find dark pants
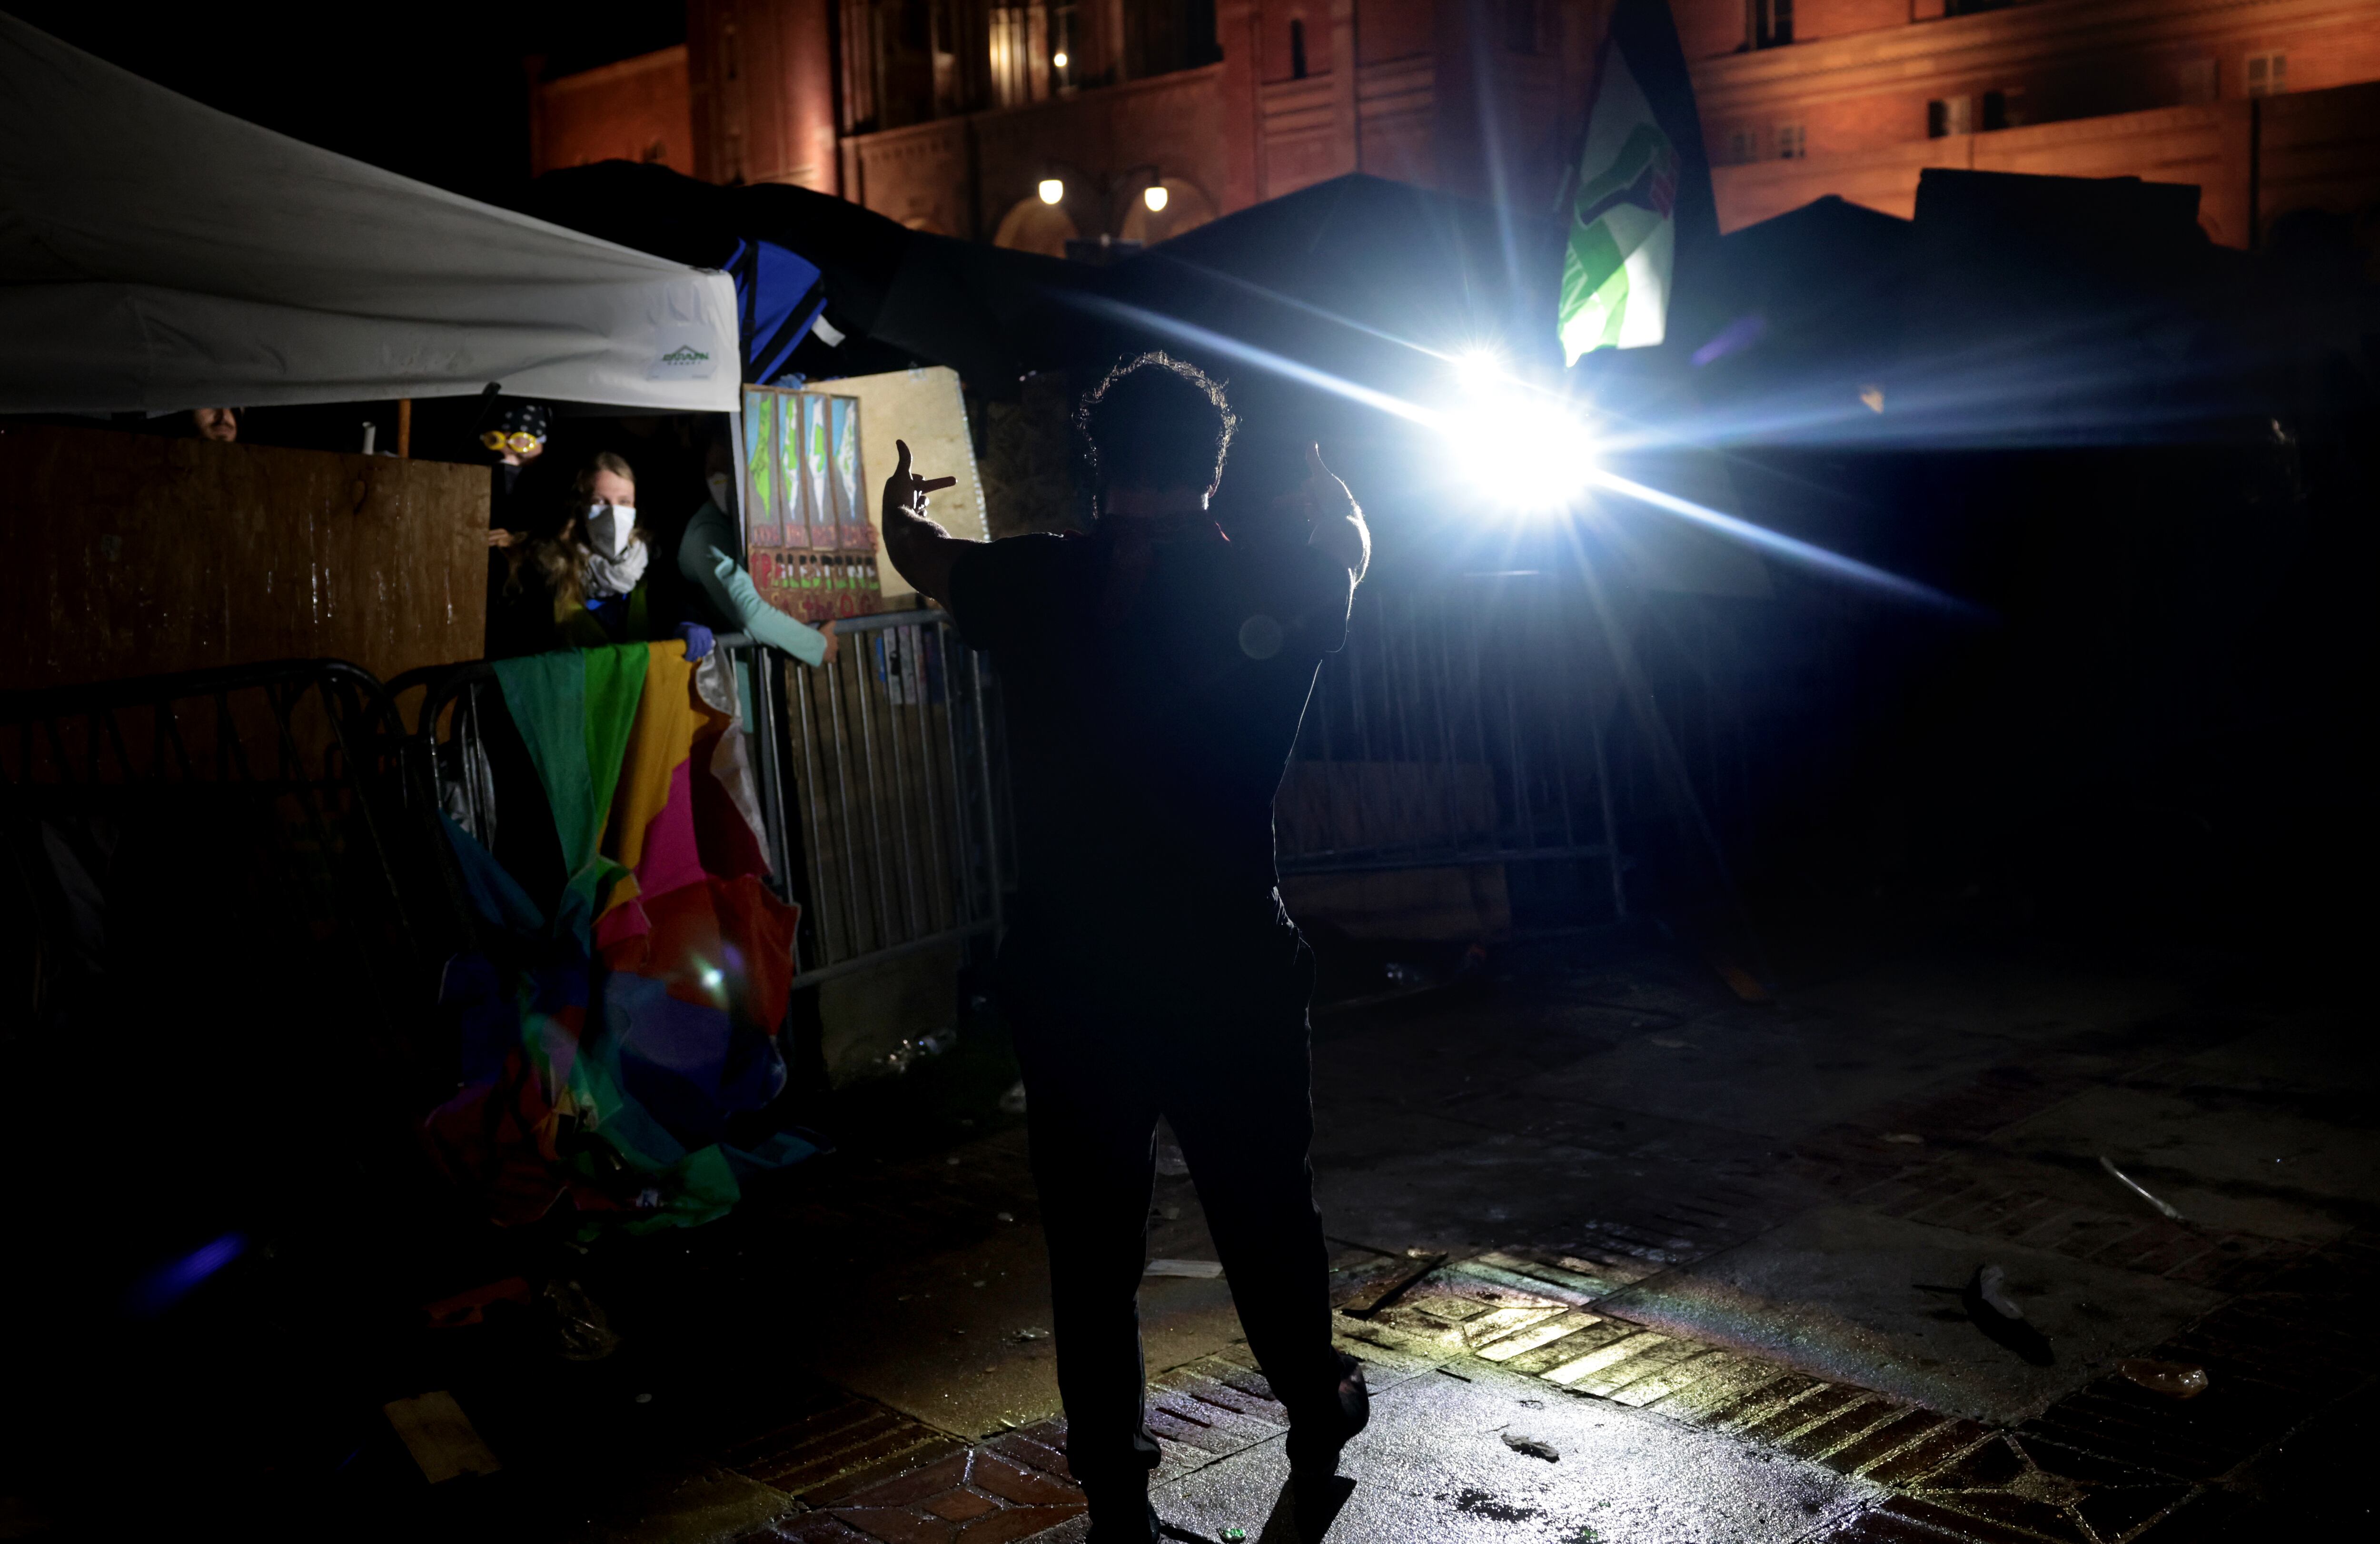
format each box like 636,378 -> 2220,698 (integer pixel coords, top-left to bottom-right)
1003,918 -> 1341,1498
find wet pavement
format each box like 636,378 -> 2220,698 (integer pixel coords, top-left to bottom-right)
63,930 -> 2365,1542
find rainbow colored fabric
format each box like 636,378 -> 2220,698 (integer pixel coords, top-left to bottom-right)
423,643 -> 811,1233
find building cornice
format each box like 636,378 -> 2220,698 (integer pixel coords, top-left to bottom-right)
1689,0 -> 2378,114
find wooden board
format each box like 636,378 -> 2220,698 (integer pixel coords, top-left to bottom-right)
0,424 -> 487,691
827,366 -> 990,603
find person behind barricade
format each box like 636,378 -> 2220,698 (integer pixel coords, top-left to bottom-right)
480,399 -> 553,551
877,352 -> 1373,1544
189,406 -> 239,443
488,451 -> 712,661
674,432 -> 840,669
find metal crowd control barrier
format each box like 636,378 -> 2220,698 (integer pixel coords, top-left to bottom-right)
1277,582 -> 1628,918
397,615 -> 1005,992
781,609 -> 1004,987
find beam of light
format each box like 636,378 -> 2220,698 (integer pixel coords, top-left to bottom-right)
1588,467 -> 1983,615
1055,294 -> 1972,612
124,1233 -> 246,1317
1061,293 -> 1436,426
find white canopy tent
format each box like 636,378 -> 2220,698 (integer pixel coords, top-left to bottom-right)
0,15 -> 737,416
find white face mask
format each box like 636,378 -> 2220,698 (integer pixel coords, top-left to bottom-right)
585,504 -> 637,557
706,474 -> 733,510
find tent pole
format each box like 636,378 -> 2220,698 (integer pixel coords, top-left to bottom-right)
397,398 -> 412,458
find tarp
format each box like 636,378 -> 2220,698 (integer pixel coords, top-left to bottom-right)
0,15 -> 738,416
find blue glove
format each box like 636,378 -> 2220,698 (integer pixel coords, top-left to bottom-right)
675,622 -> 715,662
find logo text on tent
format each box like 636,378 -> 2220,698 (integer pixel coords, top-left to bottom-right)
660,346 -> 711,365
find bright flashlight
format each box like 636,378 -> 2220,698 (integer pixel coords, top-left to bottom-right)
1143,184 -> 1169,213
1038,178 -> 1064,205
1443,351 -> 1596,511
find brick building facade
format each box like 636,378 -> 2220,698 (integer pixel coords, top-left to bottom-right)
529,0 -> 2380,255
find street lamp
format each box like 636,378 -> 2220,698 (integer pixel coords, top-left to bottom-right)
1143,184 -> 1169,213
1038,178 -> 1064,206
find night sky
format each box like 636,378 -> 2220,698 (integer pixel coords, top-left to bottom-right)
7,0 -> 685,205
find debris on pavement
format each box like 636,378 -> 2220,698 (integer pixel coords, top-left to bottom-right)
1963,1264 -> 2054,1366
2119,1358 -> 2210,1398
541,1278 -> 621,1361
2099,1155 -> 2188,1220
1145,1258 -> 1225,1278
383,1391 -> 500,1483
1502,1431 -> 1561,1462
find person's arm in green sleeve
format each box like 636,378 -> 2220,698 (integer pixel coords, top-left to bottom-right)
709,547 -> 837,666
675,505 -> 835,666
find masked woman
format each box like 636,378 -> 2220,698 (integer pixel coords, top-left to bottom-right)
489,452 -> 711,660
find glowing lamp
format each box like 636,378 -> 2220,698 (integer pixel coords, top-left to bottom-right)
1037,178 -> 1064,205
1142,184 -> 1170,213
1444,350 -> 1596,512
1052,50 -> 1069,68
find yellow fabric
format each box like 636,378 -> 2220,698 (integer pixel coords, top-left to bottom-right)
596,643 -> 702,924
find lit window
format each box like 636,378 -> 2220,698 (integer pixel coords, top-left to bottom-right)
1927,96 -> 1973,139
2246,51 -> 2287,98
1776,124 -> 1805,160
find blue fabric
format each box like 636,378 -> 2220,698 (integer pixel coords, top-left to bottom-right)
729,238 -> 829,384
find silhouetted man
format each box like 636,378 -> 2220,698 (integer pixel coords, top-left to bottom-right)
882,353 -> 1371,1542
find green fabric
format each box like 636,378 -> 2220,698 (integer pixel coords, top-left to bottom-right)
1557,47 -> 1677,364
491,643 -> 648,940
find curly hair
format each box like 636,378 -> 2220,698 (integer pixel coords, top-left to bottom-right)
1076,351 -> 1236,499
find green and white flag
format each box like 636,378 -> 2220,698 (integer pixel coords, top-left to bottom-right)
1559,0 -> 1709,365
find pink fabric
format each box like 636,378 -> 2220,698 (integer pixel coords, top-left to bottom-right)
594,760 -> 708,957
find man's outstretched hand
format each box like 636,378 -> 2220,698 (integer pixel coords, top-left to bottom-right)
880,438 -> 966,606
883,438 -> 958,532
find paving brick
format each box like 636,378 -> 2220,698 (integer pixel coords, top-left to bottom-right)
799,1438 -> 974,1506
1645,1356 -> 1795,1424
966,1451 -> 1083,1508
1709,1374 -> 1827,1433
1825,1408 -> 1948,1475
828,1508 -> 959,1544
954,1505 -> 1085,1544
744,1515 -> 882,1544
1153,1367 -> 1288,1424
1876,1494 -> 2058,1544
1778,1396 -> 1903,1461
987,1433 -> 1073,1483
1861,1420 -> 1992,1486
1737,1383 -> 1867,1443
1607,1347 -> 1736,1407
924,1490 -> 1001,1523
836,1454 -> 972,1510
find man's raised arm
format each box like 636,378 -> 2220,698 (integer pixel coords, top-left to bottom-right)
881,438 -> 967,607
1302,444 -> 1370,582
